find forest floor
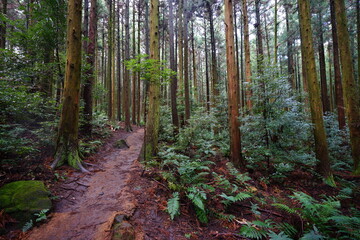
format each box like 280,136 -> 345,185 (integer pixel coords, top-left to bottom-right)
1,124 -> 359,240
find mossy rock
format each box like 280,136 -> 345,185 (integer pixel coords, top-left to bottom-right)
113,139 -> 129,149
0,180 -> 52,224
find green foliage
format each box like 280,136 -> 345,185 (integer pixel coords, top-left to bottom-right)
220,192 -> 251,206
34,209 -> 49,222
241,66 -> 316,176
240,220 -> 274,240
22,220 -> 33,232
167,192 -> 180,220
267,231 -> 292,240
272,191 -> 360,239
124,54 -> 175,85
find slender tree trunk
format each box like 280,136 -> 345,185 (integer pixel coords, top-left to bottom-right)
178,0 -> 184,98
0,0 -> 7,49
145,0 -> 160,160
183,9 -> 190,121
204,18 -> 210,113
224,0 -> 244,168
334,0 -> 360,175
255,0 -> 264,74
328,44 -> 334,112
318,12 -> 330,113
52,0 -> 88,172
191,21 -> 198,103
298,0 -> 333,182
274,0 -> 278,65
83,0 -> 97,135
137,0 -> 141,124
124,0 -> 132,131
207,1 -> 219,105
357,0 -> 360,85
330,0 -> 345,129
107,0 -> 114,120
285,1 -> 295,89
242,0 -> 252,110
263,13 -> 271,63
132,4 -> 137,124
168,0 -> 179,131
117,2 -> 122,121
233,2 -> 241,104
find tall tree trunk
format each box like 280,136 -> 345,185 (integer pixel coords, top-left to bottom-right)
357,0 -> 360,85
204,18 -> 210,113
132,4 -> 137,124
83,0 -> 97,135
242,0 -> 252,110
330,0 -> 345,129
124,0 -> 132,131
168,0 -> 179,131
255,0 -> 264,74
233,2 -> 240,104
137,0 -> 141,124
145,0 -> 160,160
117,2 -> 122,121
285,1 -> 295,89
298,0 -> 333,182
191,21 -> 198,103
183,8 -> 190,121
52,0 -> 88,172
224,0 -> 244,168
207,1 -> 219,105
318,12 -> 330,113
334,0 -> 360,175
328,44 -> 334,112
0,0 -> 7,49
107,0 -> 114,120
274,0 -> 278,65
178,0 -> 184,98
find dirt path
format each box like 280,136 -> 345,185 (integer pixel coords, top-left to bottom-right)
23,128 -> 144,240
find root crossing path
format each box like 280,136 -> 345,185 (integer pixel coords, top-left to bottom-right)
24,127 -> 144,240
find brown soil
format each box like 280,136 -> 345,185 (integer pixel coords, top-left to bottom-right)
21,126 -> 144,240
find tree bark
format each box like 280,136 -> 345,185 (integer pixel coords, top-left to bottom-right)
0,0 -> 7,49
298,0 -> 332,182
242,0 -> 252,110
145,0 -> 160,159
204,18 -> 210,113
224,0 -> 245,168
284,1 -> 295,89
168,0 -> 179,131
52,0 -> 88,172
274,0 -> 278,65
318,11 -> 330,113
334,0 -> 360,175
132,4 -> 137,125
117,2 -> 122,121
83,0 -> 97,135
124,0 -> 132,131
207,1 -> 219,105
330,0 -> 345,129
183,6 -> 190,121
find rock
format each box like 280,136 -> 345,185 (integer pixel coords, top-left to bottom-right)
0,180 -> 52,224
113,139 -> 129,149
112,214 -> 135,240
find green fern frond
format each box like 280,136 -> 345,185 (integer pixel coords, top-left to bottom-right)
220,192 -> 251,206
195,206 -> 208,223
300,225 -> 325,240
240,223 -> 268,240
272,203 -> 300,216
275,222 -> 298,238
167,192 -> 180,220
213,212 -> 236,222
267,231 -> 292,240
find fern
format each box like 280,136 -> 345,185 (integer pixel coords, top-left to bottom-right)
220,192 -> 251,206
240,220 -> 273,239
267,231 -> 292,240
300,226 -> 325,240
167,192 -> 180,220
272,203 -> 300,216
275,222 -> 298,238
22,220 -> 33,232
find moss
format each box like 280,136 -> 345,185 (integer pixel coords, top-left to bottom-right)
0,181 -> 52,224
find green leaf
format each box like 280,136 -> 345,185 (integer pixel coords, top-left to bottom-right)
268,231 -> 292,240
167,192 -> 180,220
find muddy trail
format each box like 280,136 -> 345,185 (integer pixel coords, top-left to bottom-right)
23,127 -> 145,240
